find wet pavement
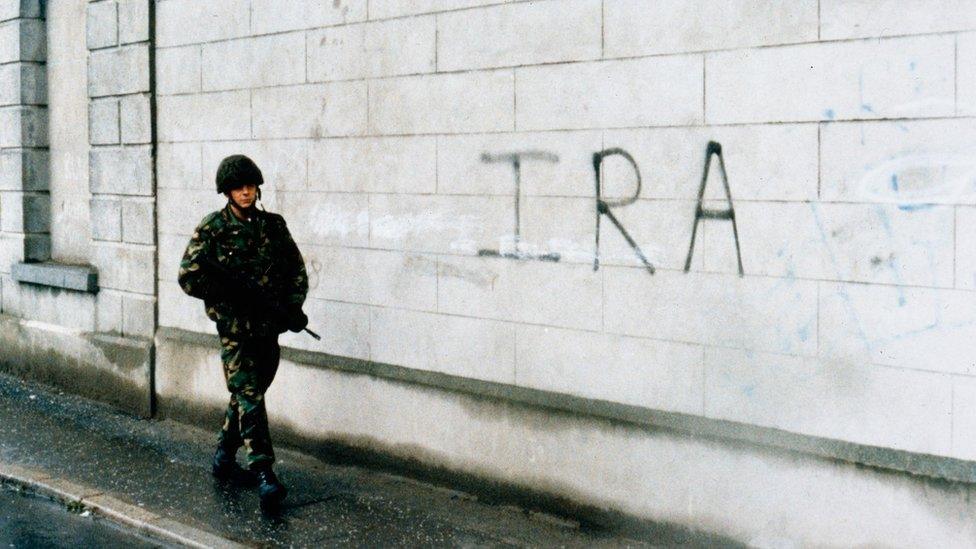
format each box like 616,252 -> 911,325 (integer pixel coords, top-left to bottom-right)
0,484 -> 163,548
0,372 -> 671,547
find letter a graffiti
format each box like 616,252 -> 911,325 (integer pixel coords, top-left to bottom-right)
684,141 -> 744,276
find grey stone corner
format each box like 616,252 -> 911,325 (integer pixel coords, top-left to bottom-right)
11,261 -> 99,293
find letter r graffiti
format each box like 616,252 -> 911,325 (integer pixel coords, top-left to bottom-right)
592,148 -> 655,275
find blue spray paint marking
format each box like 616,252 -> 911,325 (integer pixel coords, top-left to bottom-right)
897,203 -> 934,212
857,74 -> 881,114
809,203 -> 874,354
872,205 -> 908,306
897,315 -> 976,340
909,61 -> 916,71
897,321 -> 940,340
798,323 -> 811,342
856,203 -> 956,347
761,245 -> 812,354
910,205 -> 949,335
890,174 -> 899,191
823,109 -> 836,120
810,199 -> 959,361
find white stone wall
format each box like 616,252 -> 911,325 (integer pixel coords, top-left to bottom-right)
0,0 -> 50,315
155,0 -> 976,462
46,0 -> 91,263
86,0 -> 156,338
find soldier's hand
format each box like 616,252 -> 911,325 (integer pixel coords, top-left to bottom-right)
287,306 -> 308,332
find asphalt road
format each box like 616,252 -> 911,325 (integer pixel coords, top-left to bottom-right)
0,484 -> 163,548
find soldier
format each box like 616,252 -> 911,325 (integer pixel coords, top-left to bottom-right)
178,155 -> 309,507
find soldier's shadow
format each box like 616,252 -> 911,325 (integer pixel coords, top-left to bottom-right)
211,471 -> 347,531
210,476 -> 295,536
258,473 -> 350,525
210,477 -> 249,519
259,499 -> 289,526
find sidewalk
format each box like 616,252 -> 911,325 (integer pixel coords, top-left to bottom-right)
0,371 -> 680,547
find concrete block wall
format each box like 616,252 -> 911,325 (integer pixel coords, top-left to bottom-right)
86,0 -> 155,337
153,0 -> 976,466
0,0 -> 155,418
0,0 -> 48,295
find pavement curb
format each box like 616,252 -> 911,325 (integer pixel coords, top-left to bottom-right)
0,461 -> 247,549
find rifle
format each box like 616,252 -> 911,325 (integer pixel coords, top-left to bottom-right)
198,255 -> 321,340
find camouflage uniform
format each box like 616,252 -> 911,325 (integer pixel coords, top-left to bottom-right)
178,204 -> 308,470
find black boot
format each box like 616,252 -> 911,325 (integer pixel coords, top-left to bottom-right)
212,444 -> 251,482
255,467 -> 287,506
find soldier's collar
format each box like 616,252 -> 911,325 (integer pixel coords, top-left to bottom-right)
222,203 -> 259,226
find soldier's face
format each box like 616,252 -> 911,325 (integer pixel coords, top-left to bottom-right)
229,184 -> 257,208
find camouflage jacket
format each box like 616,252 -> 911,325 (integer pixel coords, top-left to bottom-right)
178,204 -> 309,338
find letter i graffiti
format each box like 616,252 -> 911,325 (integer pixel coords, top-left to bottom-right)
478,151 -> 560,262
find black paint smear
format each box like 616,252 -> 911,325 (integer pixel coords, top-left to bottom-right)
477,150 -> 561,263
592,148 -> 655,275
684,141 -> 744,276
478,249 -> 561,262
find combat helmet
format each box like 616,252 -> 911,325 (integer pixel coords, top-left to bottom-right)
215,154 -> 264,194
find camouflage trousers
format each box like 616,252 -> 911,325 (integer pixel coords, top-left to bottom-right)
217,334 -> 280,470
